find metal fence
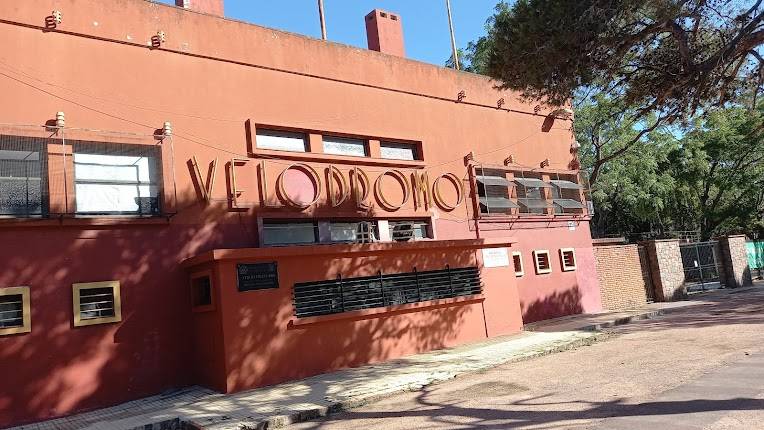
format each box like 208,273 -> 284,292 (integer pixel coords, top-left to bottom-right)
680,241 -> 722,292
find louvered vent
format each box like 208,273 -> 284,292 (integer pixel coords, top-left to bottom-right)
79,287 -> 116,320
293,266 -> 482,318
0,294 -> 23,328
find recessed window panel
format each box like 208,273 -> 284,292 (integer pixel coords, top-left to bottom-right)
262,221 -> 317,246
323,137 -> 367,157
380,142 -> 417,160
0,137 -> 47,217
256,129 -> 307,152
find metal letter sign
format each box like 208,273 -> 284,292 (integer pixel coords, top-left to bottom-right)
237,262 -> 279,292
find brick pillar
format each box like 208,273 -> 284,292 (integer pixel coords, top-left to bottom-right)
643,239 -> 686,301
719,235 -> 753,288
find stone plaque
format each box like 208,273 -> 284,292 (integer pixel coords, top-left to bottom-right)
237,262 -> 279,292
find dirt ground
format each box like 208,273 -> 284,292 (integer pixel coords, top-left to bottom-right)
291,286 -> 764,429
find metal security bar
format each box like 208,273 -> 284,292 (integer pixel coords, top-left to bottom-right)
0,294 -> 24,328
79,287 -> 116,320
293,266 -> 482,318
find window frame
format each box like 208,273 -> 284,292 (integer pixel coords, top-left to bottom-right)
533,250 -> 553,275
72,280 -> 122,327
560,248 -> 577,271
190,271 -> 215,313
255,129 -> 308,153
512,251 -> 525,277
72,143 -> 162,217
0,286 -> 31,336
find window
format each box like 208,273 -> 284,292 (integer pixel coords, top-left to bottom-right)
515,176 -> 552,214
0,137 -> 47,217
330,221 -> 377,243
476,168 -> 517,215
191,273 -> 214,311
560,248 -> 577,271
72,281 -> 122,327
256,129 -> 307,152
262,221 -> 317,246
512,252 -> 524,277
388,220 -> 430,241
0,287 -> 31,336
293,266 -> 482,318
323,136 -> 367,157
533,250 -> 552,274
73,144 -> 161,215
550,178 -> 585,214
380,142 -> 418,161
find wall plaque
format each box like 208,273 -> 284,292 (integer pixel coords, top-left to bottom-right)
237,262 -> 279,292
482,247 -> 510,268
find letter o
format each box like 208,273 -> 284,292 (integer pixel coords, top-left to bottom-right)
276,163 -> 323,209
432,172 -> 464,211
374,169 -> 411,211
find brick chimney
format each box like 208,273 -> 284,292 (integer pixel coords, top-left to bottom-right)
175,0 -> 224,17
365,9 -> 405,57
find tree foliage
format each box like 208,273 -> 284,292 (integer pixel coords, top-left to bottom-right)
484,0 -> 764,120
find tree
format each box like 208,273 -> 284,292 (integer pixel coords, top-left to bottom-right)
483,0 -> 764,121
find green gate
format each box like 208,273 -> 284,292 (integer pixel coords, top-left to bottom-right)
747,241 -> 764,278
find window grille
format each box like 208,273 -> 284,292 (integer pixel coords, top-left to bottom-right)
550,175 -> 585,214
293,266 -> 482,318
72,281 -> 122,327
0,135 -> 47,217
0,294 -> 24,329
0,287 -> 31,336
560,248 -> 577,271
72,142 -> 162,216
533,250 -> 553,274
512,252 -> 524,277
515,175 -> 552,214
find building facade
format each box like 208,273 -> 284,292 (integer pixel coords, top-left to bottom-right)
0,0 -> 602,427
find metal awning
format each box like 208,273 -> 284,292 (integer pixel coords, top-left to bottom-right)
553,198 -> 585,209
479,196 -> 519,209
518,198 -> 552,209
514,178 -> 551,188
476,175 -> 512,187
550,179 -> 583,190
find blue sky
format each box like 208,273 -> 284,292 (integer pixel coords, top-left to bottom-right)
156,1 -> 501,65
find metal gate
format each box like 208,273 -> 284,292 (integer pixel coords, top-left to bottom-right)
680,241 -> 722,292
637,245 -> 656,302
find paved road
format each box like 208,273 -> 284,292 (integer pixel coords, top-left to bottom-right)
292,287 -> 764,429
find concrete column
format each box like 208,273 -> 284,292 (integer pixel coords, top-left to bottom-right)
719,235 -> 753,288
643,239 -> 686,301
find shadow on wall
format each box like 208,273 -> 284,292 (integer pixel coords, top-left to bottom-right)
0,188 -> 259,427
222,247 -> 481,392
521,287 -> 583,324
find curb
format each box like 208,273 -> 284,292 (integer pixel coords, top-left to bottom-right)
186,332 -> 610,430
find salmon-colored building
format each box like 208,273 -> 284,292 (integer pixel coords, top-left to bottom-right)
0,0 -> 602,427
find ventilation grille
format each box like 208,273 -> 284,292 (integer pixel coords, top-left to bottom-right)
293,266 -> 482,318
535,251 -> 551,271
79,287 -> 116,320
0,294 -> 23,328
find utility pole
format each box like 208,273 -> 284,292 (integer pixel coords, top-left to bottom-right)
318,0 -> 327,40
446,0 -> 459,70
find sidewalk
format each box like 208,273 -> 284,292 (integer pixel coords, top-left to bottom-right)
8,301 -> 704,430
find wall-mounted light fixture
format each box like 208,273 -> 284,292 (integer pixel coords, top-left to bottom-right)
497,98 -> 505,109
540,159 -> 550,168
503,155 -> 514,166
151,31 -> 166,48
55,111 -> 65,128
163,121 -> 173,137
457,90 -> 466,102
52,10 -> 63,24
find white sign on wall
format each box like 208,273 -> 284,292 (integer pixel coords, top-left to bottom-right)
482,247 -> 510,268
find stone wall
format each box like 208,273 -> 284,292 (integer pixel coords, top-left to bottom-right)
719,235 -> 753,288
593,241 -> 648,310
643,239 -> 687,301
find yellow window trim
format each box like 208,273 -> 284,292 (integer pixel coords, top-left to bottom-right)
511,251 -> 524,277
0,286 -> 31,336
72,281 -> 122,327
533,250 -> 553,275
560,248 -> 577,271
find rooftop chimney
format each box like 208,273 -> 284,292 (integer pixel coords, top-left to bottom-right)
175,0 -> 224,17
365,9 -> 405,57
